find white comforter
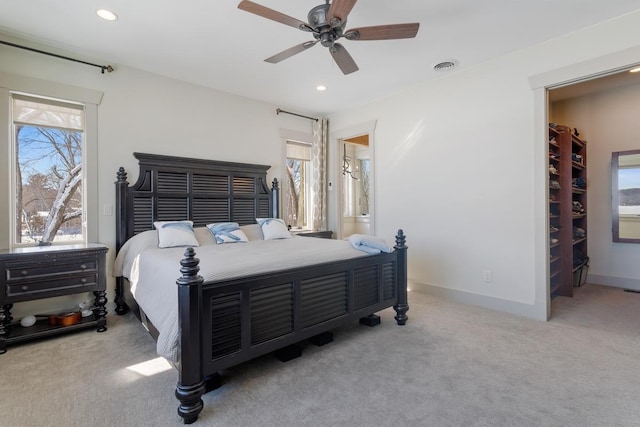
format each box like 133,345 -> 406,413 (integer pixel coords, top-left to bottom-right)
113,226 -> 373,362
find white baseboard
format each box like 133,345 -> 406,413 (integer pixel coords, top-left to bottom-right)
587,274 -> 640,291
409,281 -> 547,321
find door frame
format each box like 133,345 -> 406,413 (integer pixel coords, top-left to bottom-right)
331,121 -> 377,240
530,45 -> 640,320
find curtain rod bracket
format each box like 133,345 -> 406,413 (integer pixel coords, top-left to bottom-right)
0,40 -> 114,74
276,108 -> 318,122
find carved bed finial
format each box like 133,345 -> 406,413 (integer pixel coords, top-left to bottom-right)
272,178 -> 279,191
116,167 -> 128,183
395,229 -> 406,249
177,247 -> 201,284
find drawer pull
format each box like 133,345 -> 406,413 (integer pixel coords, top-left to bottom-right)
80,278 -> 87,284
80,264 -> 87,270
21,285 -> 28,291
21,270 -> 28,276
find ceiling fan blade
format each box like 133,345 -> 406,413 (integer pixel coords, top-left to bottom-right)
238,0 -> 311,31
265,41 -> 318,63
344,23 -> 420,41
329,43 -> 359,75
328,0 -> 358,26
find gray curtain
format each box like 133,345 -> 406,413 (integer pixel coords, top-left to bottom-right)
311,117 -> 328,231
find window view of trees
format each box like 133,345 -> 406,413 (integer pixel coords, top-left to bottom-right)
285,158 -> 307,229
342,143 -> 370,217
13,95 -> 84,245
285,141 -> 313,230
359,158 -> 370,215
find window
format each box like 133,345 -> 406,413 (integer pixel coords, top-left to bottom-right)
618,165 -> 640,216
342,142 -> 370,216
285,140 -> 314,230
11,93 -> 86,245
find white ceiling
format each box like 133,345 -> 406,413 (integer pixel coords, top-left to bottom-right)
2,1 -> 640,115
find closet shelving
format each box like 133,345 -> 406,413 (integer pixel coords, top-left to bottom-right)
548,127 -> 563,296
548,125 -> 587,298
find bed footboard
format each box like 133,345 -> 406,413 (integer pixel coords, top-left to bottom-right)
175,230 -> 409,424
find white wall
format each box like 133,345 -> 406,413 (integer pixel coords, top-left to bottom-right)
328,10 -> 640,320
552,83 -> 640,290
4,9 -> 640,321
0,37 -> 312,316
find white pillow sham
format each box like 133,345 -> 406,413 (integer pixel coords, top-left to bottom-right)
256,218 -> 292,240
153,220 -> 200,248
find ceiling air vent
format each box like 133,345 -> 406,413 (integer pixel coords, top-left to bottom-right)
433,60 -> 457,72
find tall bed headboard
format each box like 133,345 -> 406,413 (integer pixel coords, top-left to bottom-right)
115,152 -> 279,252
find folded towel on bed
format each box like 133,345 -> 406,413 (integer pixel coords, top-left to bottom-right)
348,234 -> 394,254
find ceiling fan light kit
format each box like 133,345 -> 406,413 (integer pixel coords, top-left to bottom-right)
238,0 -> 419,75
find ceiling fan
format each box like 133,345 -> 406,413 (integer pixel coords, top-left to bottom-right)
237,0 -> 420,75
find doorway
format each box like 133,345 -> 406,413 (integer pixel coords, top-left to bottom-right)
331,120 -> 376,240
545,66 -> 640,315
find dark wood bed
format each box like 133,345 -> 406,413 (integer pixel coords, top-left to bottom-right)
114,152 -> 409,424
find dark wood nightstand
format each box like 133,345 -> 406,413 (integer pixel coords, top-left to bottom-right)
0,243 -> 108,354
295,230 -> 333,239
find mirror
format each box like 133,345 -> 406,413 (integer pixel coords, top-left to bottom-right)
612,150 -> 640,242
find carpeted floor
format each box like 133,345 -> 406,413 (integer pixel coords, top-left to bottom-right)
1,283 -> 639,427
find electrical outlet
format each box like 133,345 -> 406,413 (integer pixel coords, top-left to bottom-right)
483,270 -> 492,282
103,203 -> 113,216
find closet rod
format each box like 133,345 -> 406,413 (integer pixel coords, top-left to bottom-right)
0,40 -> 114,74
276,108 -> 318,122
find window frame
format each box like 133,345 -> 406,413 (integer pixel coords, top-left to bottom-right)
10,92 -> 87,246
285,139 -> 314,231
0,71 -> 101,249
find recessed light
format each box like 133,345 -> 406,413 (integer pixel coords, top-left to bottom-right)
630,67 -> 640,73
96,9 -> 118,21
316,85 -> 327,91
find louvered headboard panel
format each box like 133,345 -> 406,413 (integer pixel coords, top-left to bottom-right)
115,152 -> 278,251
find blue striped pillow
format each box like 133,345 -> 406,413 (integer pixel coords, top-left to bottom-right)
207,222 -> 248,244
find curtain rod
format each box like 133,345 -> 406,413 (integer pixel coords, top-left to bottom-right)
276,108 -> 318,122
0,40 -> 114,74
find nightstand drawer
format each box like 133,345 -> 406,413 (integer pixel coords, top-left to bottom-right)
5,257 -> 97,282
6,273 -> 98,298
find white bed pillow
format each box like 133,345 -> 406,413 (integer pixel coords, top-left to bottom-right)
240,224 -> 263,241
256,218 -> 292,240
194,226 -> 216,245
153,220 -> 200,248
207,222 -> 248,244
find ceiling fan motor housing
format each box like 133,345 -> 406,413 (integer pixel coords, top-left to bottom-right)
308,4 -> 331,29
309,4 -> 346,47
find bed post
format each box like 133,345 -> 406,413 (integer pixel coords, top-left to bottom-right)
115,167 -> 129,315
175,248 -> 206,424
271,178 -> 280,218
393,229 -> 409,325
